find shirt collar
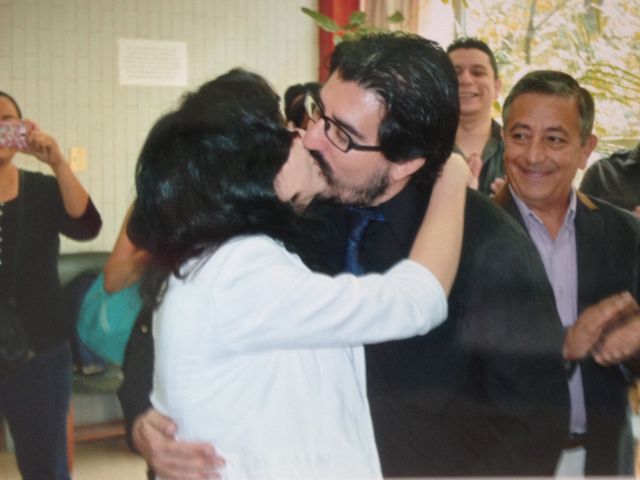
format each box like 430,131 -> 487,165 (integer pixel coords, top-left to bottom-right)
510,185 -> 577,231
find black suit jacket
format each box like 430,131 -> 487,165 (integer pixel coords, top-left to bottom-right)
315,184 -> 570,477
496,186 -> 640,476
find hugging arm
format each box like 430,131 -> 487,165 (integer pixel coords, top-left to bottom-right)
103,204 -> 151,293
409,153 -> 470,294
133,409 -> 224,480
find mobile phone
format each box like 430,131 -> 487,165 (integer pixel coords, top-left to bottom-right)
0,121 -> 28,149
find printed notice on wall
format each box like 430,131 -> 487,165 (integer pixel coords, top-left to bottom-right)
118,38 -> 188,87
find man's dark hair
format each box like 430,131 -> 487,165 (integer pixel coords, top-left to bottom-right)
329,32 -> 459,189
129,68 -> 319,310
502,70 -> 594,144
0,91 -> 23,118
446,37 -> 499,80
284,82 -> 321,128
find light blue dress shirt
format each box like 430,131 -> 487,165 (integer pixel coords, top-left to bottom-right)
511,187 -> 586,434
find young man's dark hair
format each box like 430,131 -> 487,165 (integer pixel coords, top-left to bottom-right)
446,36 -> 499,80
330,32 -> 459,188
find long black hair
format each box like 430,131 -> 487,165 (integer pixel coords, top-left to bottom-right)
128,68 -> 324,310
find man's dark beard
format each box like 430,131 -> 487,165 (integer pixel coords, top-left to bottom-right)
309,149 -> 390,207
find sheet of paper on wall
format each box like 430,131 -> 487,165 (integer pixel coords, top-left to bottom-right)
118,38 -> 188,87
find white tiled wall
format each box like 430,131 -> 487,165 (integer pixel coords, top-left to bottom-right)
0,0 -> 319,252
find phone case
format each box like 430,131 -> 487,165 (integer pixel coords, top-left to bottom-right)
0,121 -> 28,149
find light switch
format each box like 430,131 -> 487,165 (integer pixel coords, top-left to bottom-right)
69,146 -> 87,172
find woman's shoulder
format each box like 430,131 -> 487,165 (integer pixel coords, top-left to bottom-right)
221,234 -> 291,256
180,234 -> 306,304
214,234 -> 298,268
192,234 -> 300,279
18,169 -> 60,207
20,169 -> 57,193
20,169 -> 54,183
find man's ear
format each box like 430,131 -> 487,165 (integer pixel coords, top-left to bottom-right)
579,134 -> 598,169
389,157 -> 426,182
494,78 -> 502,99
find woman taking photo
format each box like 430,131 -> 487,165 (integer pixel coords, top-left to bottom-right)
0,91 -> 102,480
129,69 -> 469,479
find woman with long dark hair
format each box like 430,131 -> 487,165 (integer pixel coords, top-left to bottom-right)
129,68 -> 469,479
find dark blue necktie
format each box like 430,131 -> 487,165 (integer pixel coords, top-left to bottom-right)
343,206 -> 385,275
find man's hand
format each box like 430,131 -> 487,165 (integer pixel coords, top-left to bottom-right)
591,298 -> 640,365
633,206 -> 640,218
466,152 -> 482,190
563,291 -> 638,361
490,176 -> 506,196
133,408 -> 225,480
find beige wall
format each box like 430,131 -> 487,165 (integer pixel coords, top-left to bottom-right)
0,0 -> 318,252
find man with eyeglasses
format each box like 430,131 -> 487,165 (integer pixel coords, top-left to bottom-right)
495,70 -> 639,476
120,33 -> 630,479
297,33 -> 568,477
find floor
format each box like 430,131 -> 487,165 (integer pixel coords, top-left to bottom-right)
0,437 -> 147,480
0,437 -> 638,479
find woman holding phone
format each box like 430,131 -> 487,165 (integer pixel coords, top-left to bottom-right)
0,91 -> 101,480
129,69 -> 470,479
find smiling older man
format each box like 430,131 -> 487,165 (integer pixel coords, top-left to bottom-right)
495,70 -> 640,476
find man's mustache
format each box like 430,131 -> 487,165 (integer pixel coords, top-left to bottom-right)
308,148 -> 335,185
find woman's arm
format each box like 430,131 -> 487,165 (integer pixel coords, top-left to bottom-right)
20,120 -> 90,218
104,204 -> 151,293
409,153 -> 471,295
197,155 -> 470,352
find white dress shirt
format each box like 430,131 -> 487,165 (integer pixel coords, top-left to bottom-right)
151,234 -> 447,480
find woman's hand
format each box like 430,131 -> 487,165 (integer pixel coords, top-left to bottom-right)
20,120 -> 65,168
19,119 -> 91,217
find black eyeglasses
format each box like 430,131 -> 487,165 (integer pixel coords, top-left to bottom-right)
304,95 -> 382,153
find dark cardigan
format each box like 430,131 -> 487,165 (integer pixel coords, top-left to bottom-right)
0,169 -> 102,352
